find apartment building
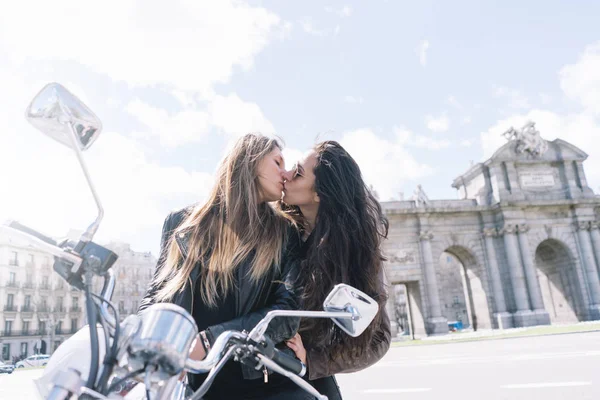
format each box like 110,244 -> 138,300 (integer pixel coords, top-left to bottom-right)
0,231 -> 156,363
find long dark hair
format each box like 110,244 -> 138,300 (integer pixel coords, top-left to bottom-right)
284,141 -> 389,362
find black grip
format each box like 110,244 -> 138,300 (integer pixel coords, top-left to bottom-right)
7,221 -> 57,246
272,348 -> 306,377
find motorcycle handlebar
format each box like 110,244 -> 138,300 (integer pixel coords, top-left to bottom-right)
272,347 -> 306,377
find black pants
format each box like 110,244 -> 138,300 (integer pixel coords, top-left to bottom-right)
308,376 -> 343,400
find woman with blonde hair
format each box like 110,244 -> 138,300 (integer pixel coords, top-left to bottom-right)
139,133 -> 311,399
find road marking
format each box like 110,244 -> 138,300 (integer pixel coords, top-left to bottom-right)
363,388 -> 432,393
376,350 -> 600,367
501,382 -> 592,389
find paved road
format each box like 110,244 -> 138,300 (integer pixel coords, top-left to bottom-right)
336,331 -> 600,400
2,331 -> 599,399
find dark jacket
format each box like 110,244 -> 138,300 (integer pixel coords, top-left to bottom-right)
138,207 -> 300,380
305,283 -> 391,380
291,234 -> 392,380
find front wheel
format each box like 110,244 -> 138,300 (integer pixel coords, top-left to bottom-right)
17,365 -> 24,368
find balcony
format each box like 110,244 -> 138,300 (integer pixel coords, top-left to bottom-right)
69,306 -> 81,313
4,281 -> 20,289
0,330 -> 43,337
21,281 -> 35,290
38,283 -> 52,291
20,305 -> 34,319
54,328 -> 64,335
8,260 -> 19,266
37,305 -> 51,313
3,304 -> 18,312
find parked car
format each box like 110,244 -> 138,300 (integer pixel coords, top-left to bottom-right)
15,354 -> 50,368
0,360 -> 15,374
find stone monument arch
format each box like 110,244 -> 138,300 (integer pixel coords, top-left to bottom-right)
383,123 -> 600,335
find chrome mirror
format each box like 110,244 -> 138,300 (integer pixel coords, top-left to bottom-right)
25,82 -> 102,151
323,283 -> 379,337
24,82 -> 104,244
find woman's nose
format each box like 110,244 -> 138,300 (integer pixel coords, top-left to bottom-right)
282,169 -> 294,182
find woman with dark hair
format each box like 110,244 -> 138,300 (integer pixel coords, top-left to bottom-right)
139,133 -> 312,399
281,140 -> 392,399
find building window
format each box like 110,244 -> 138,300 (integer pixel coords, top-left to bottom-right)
71,318 -> 78,333
2,344 -> 10,361
24,295 -> 31,310
119,301 -> 125,313
9,251 -> 18,266
7,293 -> 14,308
72,297 -> 79,311
39,321 -> 46,334
22,321 -> 30,334
8,272 -> 16,285
55,321 -> 63,334
4,320 -> 13,335
28,254 -> 35,265
20,342 -> 28,357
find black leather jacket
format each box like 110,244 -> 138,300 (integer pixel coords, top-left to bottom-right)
138,206 -> 300,380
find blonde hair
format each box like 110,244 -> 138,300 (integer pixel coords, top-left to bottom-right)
153,134 -> 286,307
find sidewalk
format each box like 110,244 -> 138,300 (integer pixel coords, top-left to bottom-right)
391,320 -> 600,346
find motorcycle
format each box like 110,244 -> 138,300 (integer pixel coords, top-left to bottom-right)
2,83 -> 380,400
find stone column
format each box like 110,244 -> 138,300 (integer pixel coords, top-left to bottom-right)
501,224 -> 534,326
589,222 -> 600,276
517,224 -> 550,325
419,230 -> 448,334
482,228 -> 512,328
576,221 -> 600,319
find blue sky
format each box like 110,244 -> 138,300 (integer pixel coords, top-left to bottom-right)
1,1 -> 599,254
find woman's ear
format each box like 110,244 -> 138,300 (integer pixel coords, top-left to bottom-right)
313,192 -> 320,203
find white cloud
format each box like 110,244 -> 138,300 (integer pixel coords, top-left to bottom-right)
460,139 -> 473,147
560,42 -> 600,115
0,0 -> 285,91
426,113 -> 450,132
343,95 -> 365,104
481,42 -> 600,194
418,40 -> 430,67
340,128 -> 434,200
325,5 -> 353,17
493,85 -> 531,110
126,93 -> 275,146
446,95 -> 463,110
396,128 -> 451,150
462,116 -> 472,125
0,63 -> 215,254
127,99 -> 211,148
300,18 -> 327,36
209,94 -> 276,136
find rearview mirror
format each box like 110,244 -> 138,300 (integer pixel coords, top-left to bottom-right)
323,283 -> 379,337
25,82 -> 102,151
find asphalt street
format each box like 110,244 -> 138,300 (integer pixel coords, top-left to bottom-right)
1,331 -> 599,399
336,331 -> 600,400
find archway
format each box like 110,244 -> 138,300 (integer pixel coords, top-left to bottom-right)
438,246 -> 492,330
535,239 -> 583,323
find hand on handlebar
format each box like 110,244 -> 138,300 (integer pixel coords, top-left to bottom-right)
189,334 -> 207,361
286,333 -> 307,365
